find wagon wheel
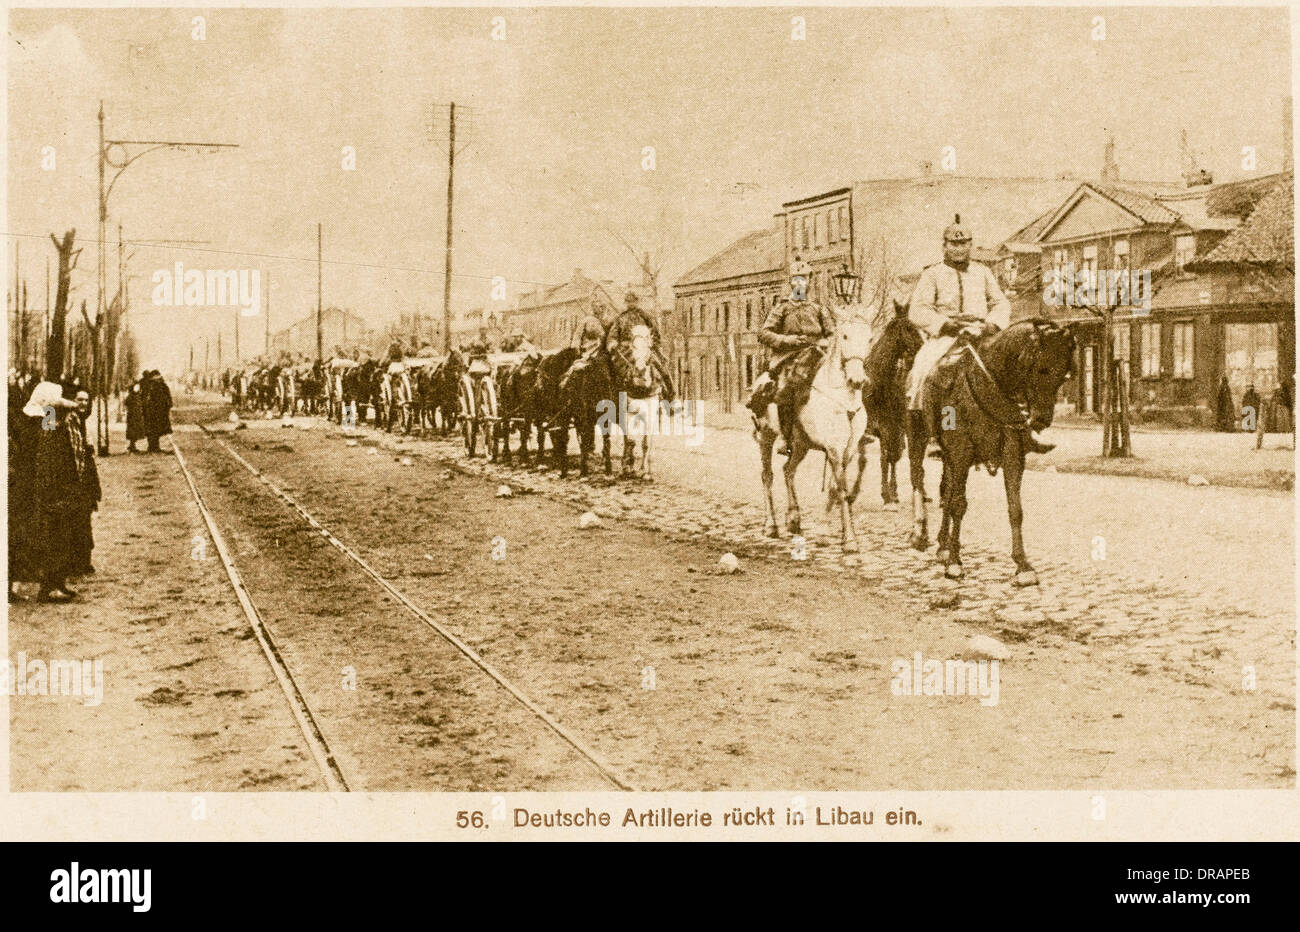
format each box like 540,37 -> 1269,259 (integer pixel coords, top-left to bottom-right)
478,376 -> 501,462
459,374 -> 478,456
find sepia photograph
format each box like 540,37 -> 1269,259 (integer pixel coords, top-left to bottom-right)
3,2 -> 1296,847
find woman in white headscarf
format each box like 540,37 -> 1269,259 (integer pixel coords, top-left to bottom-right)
10,383 -> 74,599
27,381 -> 90,601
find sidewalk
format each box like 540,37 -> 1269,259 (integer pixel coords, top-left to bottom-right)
687,402 -> 1295,491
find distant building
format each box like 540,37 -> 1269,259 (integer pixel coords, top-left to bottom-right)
672,223 -> 786,405
269,307 -> 370,358
505,269 -> 620,350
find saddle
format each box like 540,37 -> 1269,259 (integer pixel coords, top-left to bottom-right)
775,344 -> 826,409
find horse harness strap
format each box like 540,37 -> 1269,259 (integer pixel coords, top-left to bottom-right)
957,343 -> 1027,432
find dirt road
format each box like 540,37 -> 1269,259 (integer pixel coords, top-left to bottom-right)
9,399 -> 1292,790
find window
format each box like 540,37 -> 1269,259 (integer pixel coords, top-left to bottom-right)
745,355 -> 754,387
722,302 -> 730,331
815,213 -> 824,247
1225,322 -> 1280,394
839,205 -> 849,242
1082,244 -> 1098,282
715,305 -> 721,332
1113,239 -> 1130,270
1175,235 -> 1196,272
1172,321 -> 1194,379
1112,323 -> 1130,370
1052,249 -> 1065,283
745,300 -> 752,331
714,357 -> 722,391
828,209 -> 838,245
1140,322 -> 1162,377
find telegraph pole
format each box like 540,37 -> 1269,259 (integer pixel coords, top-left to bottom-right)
265,270 -> 271,356
44,257 -> 50,372
429,102 -> 473,353
317,223 -> 324,363
442,103 -> 456,354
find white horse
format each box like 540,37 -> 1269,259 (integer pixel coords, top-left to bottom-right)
754,312 -> 872,552
616,324 -> 660,480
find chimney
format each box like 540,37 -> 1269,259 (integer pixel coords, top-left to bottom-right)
1101,136 -> 1120,184
1284,96 -> 1293,173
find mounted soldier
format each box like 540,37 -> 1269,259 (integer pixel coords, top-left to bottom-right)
466,326 -> 494,376
559,311 -> 609,390
605,290 -> 673,399
503,327 -> 541,359
907,215 -> 1053,455
748,257 -> 837,456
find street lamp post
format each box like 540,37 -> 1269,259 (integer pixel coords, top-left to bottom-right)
832,263 -> 861,306
95,100 -> 238,454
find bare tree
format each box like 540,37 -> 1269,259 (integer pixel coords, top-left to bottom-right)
47,229 -> 80,380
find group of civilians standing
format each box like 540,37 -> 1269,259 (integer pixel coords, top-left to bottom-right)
7,369 -> 172,603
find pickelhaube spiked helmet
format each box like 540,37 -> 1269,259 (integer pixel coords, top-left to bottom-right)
943,214 -> 972,243
789,256 -> 813,278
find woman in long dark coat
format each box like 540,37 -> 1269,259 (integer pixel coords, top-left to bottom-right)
27,382 -> 89,601
69,390 -> 101,575
142,370 -> 173,452
8,379 -> 46,599
1214,376 -> 1236,432
125,374 -> 146,452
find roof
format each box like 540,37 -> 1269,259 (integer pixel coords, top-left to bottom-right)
1096,184 -> 1183,224
848,175 -> 1082,279
514,273 -> 618,311
1004,205 -> 1058,248
676,226 -> 784,287
1035,183 -> 1181,241
1190,176 -> 1294,270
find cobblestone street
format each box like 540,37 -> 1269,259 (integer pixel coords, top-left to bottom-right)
334,414 -> 1294,708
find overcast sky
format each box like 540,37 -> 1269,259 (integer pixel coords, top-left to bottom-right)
7,5 -> 1292,372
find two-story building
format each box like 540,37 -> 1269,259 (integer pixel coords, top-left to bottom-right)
1004,172 -> 1293,424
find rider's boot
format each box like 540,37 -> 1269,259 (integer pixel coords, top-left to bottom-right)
746,373 -> 773,417
776,403 -> 795,457
1020,426 -> 1055,455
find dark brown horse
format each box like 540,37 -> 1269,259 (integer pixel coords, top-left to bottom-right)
907,318 -> 1075,585
851,298 -> 923,509
426,350 -> 466,434
555,350 -> 614,478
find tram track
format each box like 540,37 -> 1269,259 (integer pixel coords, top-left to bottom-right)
175,424 -> 636,792
172,439 -> 352,792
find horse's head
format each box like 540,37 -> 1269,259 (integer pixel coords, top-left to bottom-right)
833,313 -> 872,390
997,319 -> 1076,432
628,324 -> 653,372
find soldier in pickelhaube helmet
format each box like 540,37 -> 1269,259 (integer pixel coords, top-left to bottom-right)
748,256 -> 837,456
606,289 -> 674,399
907,214 -> 1053,454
